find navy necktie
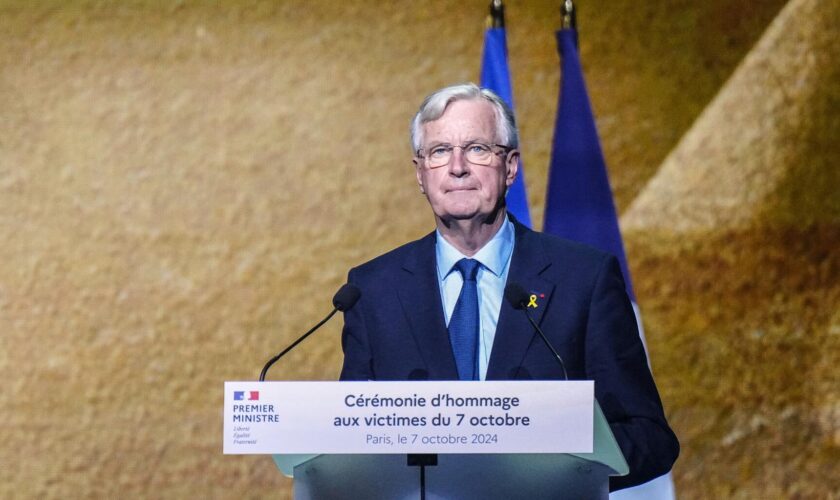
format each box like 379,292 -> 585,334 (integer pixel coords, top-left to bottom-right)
449,258 -> 480,380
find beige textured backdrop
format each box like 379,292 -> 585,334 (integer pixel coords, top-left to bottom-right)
1,0 -> 837,498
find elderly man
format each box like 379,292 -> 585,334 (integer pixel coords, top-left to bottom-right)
340,83 -> 678,490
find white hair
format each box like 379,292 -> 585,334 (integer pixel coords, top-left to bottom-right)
410,83 -> 519,154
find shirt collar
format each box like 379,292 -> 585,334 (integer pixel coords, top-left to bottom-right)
436,215 -> 515,279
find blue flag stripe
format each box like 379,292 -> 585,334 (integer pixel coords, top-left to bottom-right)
543,28 -> 635,301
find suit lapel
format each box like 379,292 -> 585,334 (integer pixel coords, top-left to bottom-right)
396,232 -> 459,380
486,223 -> 556,380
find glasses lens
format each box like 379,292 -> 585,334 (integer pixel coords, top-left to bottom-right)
464,143 -> 493,165
426,145 -> 451,168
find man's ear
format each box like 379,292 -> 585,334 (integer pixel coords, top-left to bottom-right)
505,149 -> 520,187
413,157 -> 425,194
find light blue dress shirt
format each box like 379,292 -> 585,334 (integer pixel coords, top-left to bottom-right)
436,216 -> 515,380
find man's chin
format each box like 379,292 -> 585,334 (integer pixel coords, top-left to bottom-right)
436,208 -> 505,227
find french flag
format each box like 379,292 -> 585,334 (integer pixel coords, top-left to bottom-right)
233,391 -> 260,401
480,9 -> 532,228
543,27 -> 675,500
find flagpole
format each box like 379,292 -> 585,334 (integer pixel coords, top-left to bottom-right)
561,0 -> 576,30
488,0 -> 504,28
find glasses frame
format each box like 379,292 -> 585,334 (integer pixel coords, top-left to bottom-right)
416,142 -> 514,169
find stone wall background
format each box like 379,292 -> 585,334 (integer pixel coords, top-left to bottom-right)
1,0 -> 836,498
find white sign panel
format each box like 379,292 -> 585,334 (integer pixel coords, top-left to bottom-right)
224,381 -> 593,455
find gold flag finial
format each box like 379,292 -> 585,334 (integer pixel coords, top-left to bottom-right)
561,0 -> 576,29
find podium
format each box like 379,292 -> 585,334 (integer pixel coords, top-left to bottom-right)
271,402 -> 627,500
223,380 -> 627,499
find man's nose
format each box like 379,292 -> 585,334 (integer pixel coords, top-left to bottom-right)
448,147 -> 471,176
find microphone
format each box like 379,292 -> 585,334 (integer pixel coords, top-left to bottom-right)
332,284 -> 361,312
259,284 -> 361,381
504,282 -> 569,380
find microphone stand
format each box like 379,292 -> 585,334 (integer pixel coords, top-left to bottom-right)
259,308 -> 339,381
520,306 -> 569,380
407,453 -> 437,500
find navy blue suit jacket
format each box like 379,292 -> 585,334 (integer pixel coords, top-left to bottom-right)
340,221 -> 679,490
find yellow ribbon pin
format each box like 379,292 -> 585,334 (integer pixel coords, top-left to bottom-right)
527,294 -> 538,308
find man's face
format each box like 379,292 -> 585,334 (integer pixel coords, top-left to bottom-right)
414,99 -> 519,225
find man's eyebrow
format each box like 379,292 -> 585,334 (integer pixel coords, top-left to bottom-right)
427,138 -> 487,147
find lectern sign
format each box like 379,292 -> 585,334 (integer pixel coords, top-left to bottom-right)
223,381 -> 593,455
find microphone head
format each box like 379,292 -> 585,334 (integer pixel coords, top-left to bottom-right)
333,284 -> 361,311
504,282 -> 529,310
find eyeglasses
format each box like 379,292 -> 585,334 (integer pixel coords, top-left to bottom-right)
416,142 -> 512,169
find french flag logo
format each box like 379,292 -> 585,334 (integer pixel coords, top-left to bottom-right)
233,391 -> 259,401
